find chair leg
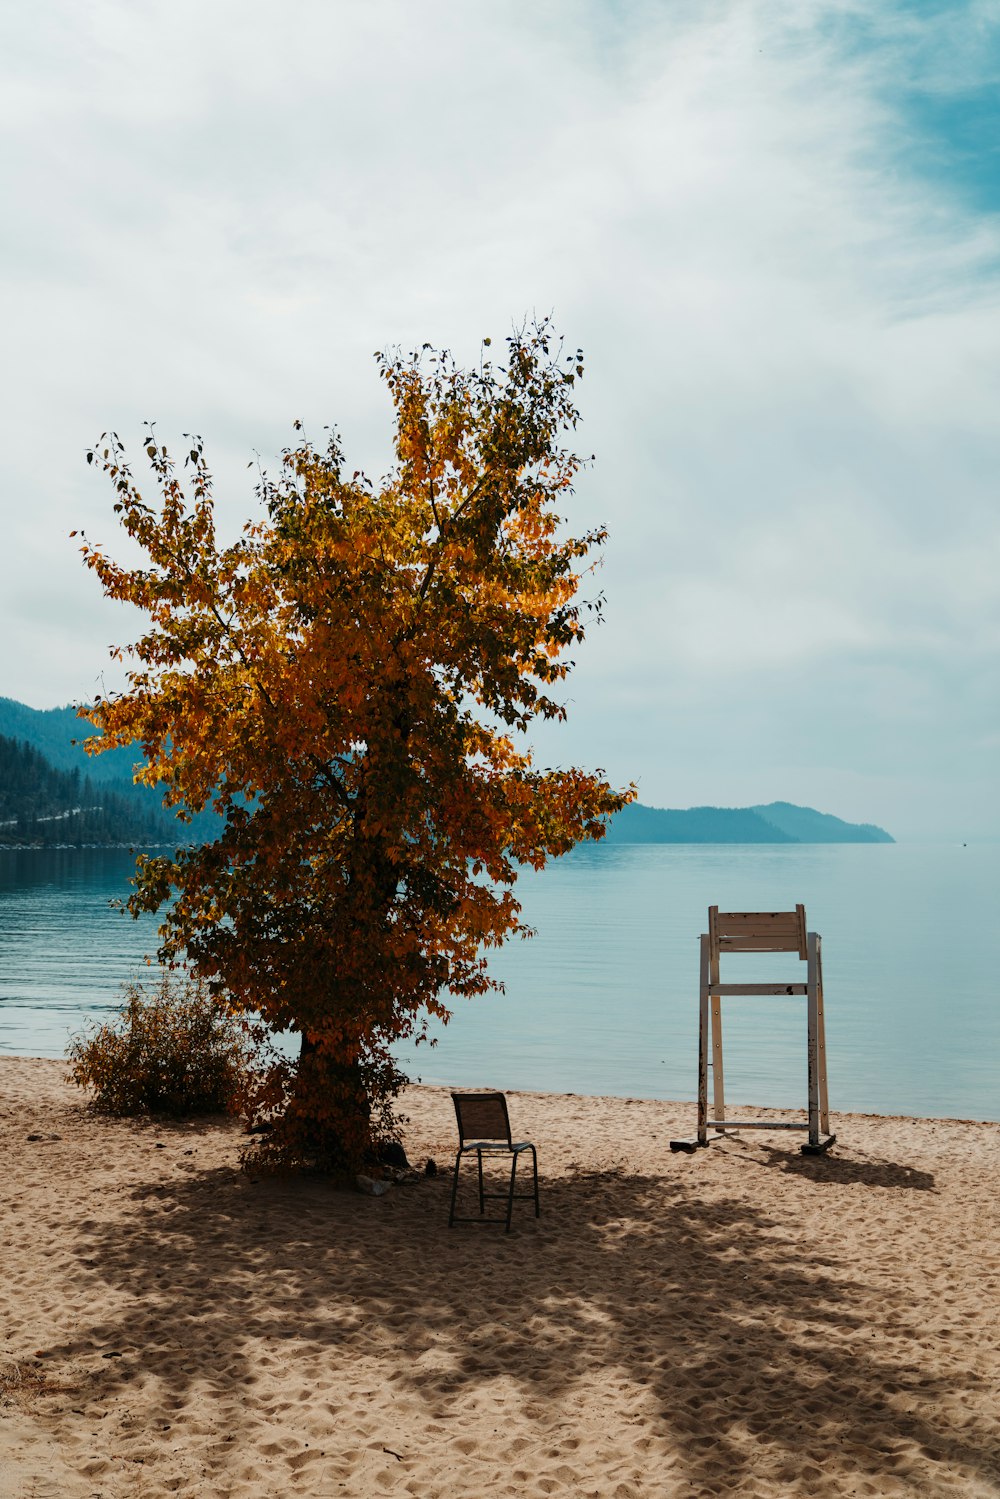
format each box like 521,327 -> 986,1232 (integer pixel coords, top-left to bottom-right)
530,1145 -> 539,1217
477,1150 -> 485,1214
506,1150 -> 518,1233
448,1151 -> 462,1227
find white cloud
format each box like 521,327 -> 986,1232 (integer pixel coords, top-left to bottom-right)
1,0 -> 998,835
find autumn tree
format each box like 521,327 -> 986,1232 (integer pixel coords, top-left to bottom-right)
78,324 -> 633,1170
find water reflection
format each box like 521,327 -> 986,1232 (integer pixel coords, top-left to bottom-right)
0,848 -> 159,1055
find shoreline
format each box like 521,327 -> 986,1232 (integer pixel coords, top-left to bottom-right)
2,1056 -> 998,1497
8,1049 -> 1000,1131
7,1050 -> 1000,1128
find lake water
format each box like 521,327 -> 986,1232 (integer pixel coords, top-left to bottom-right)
1,843 -> 997,1121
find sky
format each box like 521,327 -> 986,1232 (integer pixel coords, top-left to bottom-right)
2,0 -> 999,840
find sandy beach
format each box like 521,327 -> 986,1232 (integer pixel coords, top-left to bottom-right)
1,1057 -> 998,1498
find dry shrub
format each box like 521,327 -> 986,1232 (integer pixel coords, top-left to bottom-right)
67,968 -> 256,1117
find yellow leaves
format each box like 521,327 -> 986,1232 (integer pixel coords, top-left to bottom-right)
78,324 -> 629,1170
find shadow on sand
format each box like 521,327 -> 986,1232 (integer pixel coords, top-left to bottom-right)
58,1131 -> 992,1495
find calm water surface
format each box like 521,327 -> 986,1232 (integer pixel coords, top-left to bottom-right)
1,843 -> 996,1120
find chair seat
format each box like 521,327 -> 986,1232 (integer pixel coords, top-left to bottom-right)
459,1139 -> 532,1152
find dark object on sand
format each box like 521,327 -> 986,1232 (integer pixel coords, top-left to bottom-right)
376,1140 -> 410,1171
424,1158 -> 437,1177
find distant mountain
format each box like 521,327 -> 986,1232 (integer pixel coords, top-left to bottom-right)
0,697 -> 895,847
750,801 -> 893,843
0,696 -> 217,842
603,800 -> 893,844
603,803 -> 794,843
0,734 -> 173,847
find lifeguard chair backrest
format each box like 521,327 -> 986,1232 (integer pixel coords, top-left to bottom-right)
708,905 -> 808,961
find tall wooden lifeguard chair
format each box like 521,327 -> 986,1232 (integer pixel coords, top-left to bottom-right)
670,905 -> 835,1155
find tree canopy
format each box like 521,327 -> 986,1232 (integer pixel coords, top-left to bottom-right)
78,323 -> 633,1168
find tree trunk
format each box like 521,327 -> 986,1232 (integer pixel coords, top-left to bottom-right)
295,1031 -> 373,1171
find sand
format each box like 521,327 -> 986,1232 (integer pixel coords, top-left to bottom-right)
0,1057 -> 998,1498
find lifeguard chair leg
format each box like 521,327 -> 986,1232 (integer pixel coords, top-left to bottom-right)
802,931 -> 836,1155
816,936 -> 831,1134
709,943 -> 726,1131
697,934 -> 710,1145
806,931 -> 820,1148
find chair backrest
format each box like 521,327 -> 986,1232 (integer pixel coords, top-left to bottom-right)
452,1091 -> 513,1145
708,905 -> 808,961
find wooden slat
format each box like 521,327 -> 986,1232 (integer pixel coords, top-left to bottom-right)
717,935 -> 802,951
710,983 -> 808,995
716,911 -> 803,923
722,917 -> 803,929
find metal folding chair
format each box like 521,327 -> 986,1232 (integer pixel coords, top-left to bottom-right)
448,1092 -> 540,1232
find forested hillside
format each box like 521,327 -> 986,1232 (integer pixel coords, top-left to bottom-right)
0,735 -> 172,846
0,697 -> 218,840
0,697 -> 137,780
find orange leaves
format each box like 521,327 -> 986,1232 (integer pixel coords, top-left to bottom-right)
79,322 -> 633,1171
